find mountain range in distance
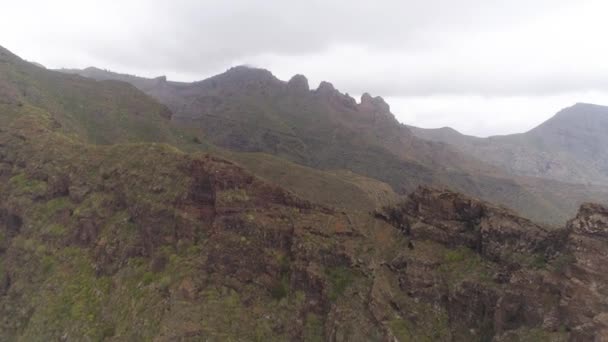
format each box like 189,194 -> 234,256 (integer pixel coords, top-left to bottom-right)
409,102 -> 608,186
1,44 -> 607,340
61,65 -> 608,225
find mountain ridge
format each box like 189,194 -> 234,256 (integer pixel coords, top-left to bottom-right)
410,102 -> 608,186
61,64 -> 608,224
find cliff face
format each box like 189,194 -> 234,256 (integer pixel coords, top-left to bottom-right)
0,112 -> 378,340
375,187 -> 608,341
562,203 -> 608,339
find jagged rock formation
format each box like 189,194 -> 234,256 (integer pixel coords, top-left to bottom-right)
287,74 -> 310,93
375,187 -> 608,340
359,93 -> 390,116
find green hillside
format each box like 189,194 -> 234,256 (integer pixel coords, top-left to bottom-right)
2,46 -> 392,215
1,45 -> 606,341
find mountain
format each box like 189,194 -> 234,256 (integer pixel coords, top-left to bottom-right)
409,103 -> 608,186
63,66 -> 493,174
0,48 -> 397,215
1,111 -> 606,339
60,66 -> 608,224
0,47 -> 179,145
2,45 -> 608,340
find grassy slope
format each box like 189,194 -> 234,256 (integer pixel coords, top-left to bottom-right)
0,46 -> 580,340
0,111 -> 570,341
2,46 -> 393,215
0,47 -> 175,145
0,110 -> 340,340
230,151 -> 399,212
0,99 -> 453,341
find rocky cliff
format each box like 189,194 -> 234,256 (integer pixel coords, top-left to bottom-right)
375,187 -> 608,341
2,103 -> 607,340
1,107 -> 607,340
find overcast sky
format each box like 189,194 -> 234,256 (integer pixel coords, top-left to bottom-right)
2,0 -> 608,136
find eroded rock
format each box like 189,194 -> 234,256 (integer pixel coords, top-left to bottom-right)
375,187 -> 608,340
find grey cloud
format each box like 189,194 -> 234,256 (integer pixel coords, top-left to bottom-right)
65,0 -> 571,75
338,71 -> 608,98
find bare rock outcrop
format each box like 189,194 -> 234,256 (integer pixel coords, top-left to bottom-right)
375,187 -> 608,340
287,74 -> 310,93
561,203 -> 608,340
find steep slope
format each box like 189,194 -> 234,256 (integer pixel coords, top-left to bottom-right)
60,66 -> 605,224
0,46 -> 177,145
374,187 -> 608,341
1,46 -> 606,340
0,110 -> 378,340
1,110 -> 606,339
410,103 -> 608,185
0,46 -> 399,215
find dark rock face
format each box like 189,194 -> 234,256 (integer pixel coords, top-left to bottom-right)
375,187 -> 608,340
569,202 -> 608,237
316,81 -> 336,95
561,203 -> 608,339
359,93 -> 390,115
378,187 -> 560,262
287,74 -> 309,93
1,112 -> 607,340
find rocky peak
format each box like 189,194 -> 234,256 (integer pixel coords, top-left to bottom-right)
315,81 -> 357,109
287,74 -> 309,93
316,81 -> 336,95
219,66 -> 278,86
359,92 -> 391,114
531,102 -> 608,134
568,202 -> 608,238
